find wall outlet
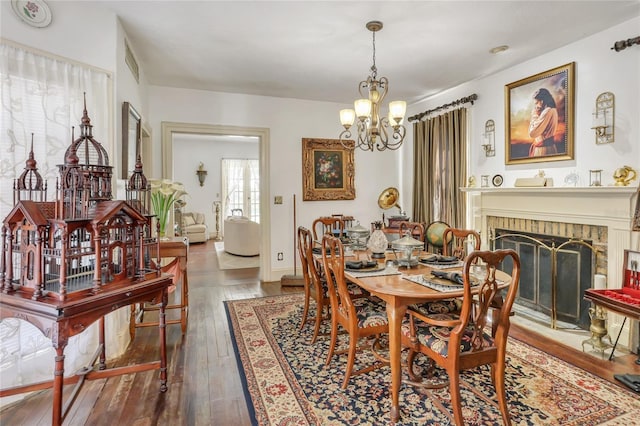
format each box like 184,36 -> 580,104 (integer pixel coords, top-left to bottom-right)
277,252 -> 283,261
274,195 -> 283,204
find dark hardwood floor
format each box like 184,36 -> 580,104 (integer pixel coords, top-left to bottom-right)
1,240 -> 638,425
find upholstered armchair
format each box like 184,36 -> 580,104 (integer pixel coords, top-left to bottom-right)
181,212 -> 208,244
224,215 -> 260,256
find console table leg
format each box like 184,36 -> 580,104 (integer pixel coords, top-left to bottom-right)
608,317 -> 627,361
99,316 -> 106,370
52,347 -> 65,426
636,324 -> 640,365
181,270 -> 189,334
159,288 -> 168,392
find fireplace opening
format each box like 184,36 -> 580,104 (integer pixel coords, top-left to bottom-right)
493,228 -> 594,330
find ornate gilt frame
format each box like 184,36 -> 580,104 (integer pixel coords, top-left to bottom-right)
302,138 -> 355,201
505,62 -> 574,165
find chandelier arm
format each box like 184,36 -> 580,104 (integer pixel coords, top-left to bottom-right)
359,78 -> 371,99
355,121 -> 374,151
386,126 -> 406,151
339,129 -> 353,149
377,117 -> 390,147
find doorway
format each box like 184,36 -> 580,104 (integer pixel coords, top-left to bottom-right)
161,122 -> 271,281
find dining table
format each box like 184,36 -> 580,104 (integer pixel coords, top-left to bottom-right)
342,250 -> 511,423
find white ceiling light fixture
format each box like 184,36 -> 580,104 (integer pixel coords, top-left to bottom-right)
339,21 -> 406,151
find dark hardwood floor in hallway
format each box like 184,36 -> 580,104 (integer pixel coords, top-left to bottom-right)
1,240 -> 638,425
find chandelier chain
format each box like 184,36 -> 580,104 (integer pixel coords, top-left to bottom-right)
370,30 -> 377,78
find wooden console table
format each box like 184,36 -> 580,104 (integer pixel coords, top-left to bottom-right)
584,288 -> 640,363
130,237 -> 189,337
0,274 -> 172,426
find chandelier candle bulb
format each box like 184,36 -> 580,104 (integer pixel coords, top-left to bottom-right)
340,109 -> 355,127
355,99 -> 372,118
389,101 -> 406,122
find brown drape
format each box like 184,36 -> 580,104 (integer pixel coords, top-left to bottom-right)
412,107 -> 467,229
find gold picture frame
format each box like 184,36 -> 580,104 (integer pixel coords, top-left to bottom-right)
505,62 -> 574,165
302,138 -> 355,201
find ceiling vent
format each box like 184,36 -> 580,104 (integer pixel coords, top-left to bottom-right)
125,40 -> 139,83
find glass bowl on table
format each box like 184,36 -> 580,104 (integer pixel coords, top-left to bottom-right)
391,233 -> 425,268
346,221 -> 370,251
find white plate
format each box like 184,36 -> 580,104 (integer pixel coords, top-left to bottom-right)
12,0 -> 52,28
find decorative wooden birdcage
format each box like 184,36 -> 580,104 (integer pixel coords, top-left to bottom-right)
1,96 -> 158,301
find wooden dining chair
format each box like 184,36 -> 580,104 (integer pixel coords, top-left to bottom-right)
401,249 -> 521,426
443,227 -> 481,260
312,216 -> 345,244
398,221 -> 425,241
322,235 -> 389,389
410,224 -> 467,317
297,226 -> 330,344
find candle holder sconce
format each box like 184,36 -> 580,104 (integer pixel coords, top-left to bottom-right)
481,119 -> 495,157
591,92 -> 615,144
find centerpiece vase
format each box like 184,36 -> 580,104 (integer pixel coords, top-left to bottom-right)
368,221 -> 388,259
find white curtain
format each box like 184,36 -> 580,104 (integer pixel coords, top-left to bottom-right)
221,158 -> 259,225
0,40 -> 124,407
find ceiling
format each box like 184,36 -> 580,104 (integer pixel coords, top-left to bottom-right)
95,1 -> 639,105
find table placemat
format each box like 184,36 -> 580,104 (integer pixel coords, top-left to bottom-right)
403,274 -> 467,292
346,267 -> 402,278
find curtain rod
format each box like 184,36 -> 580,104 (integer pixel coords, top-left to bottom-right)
407,94 -> 478,122
612,36 -> 640,52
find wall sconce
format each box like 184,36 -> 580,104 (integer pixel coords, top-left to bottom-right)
481,119 -> 495,157
591,92 -> 614,144
196,162 -> 207,187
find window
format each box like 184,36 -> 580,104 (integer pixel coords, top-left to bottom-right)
0,40 -> 112,401
221,159 -> 259,222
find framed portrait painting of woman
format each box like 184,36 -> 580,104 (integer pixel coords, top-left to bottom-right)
302,138 -> 355,201
505,62 -> 574,165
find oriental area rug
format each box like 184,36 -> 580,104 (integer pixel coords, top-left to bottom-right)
224,293 -> 640,425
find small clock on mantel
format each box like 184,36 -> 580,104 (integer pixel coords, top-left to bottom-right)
492,174 -> 503,187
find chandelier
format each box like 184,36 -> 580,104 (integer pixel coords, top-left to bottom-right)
339,21 -> 406,151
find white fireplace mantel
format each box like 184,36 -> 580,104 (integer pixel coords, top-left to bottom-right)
464,186 -> 638,277
464,186 -> 637,230
463,185 -> 639,347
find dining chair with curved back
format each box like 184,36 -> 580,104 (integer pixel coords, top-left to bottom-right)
398,221 -> 425,241
443,227 -> 481,260
297,226 -> 330,344
322,235 -> 389,389
401,249 -> 521,426
312,216 -> 345,245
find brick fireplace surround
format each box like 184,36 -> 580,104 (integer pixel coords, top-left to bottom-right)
465,186 -> 638,349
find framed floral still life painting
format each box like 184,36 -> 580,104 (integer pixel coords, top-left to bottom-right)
302,138 -> 355,201
505,62 -> 574,165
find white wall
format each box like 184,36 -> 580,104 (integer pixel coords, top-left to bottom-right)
402,17 -> 640,213
148,86 -> 402,274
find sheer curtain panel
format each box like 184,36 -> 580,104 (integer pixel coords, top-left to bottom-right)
0,41 -> 116,407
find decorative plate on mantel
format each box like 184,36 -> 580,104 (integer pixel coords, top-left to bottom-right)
12,0 -> 52,28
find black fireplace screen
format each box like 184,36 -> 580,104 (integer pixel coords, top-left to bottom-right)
493,229 -> 594,329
